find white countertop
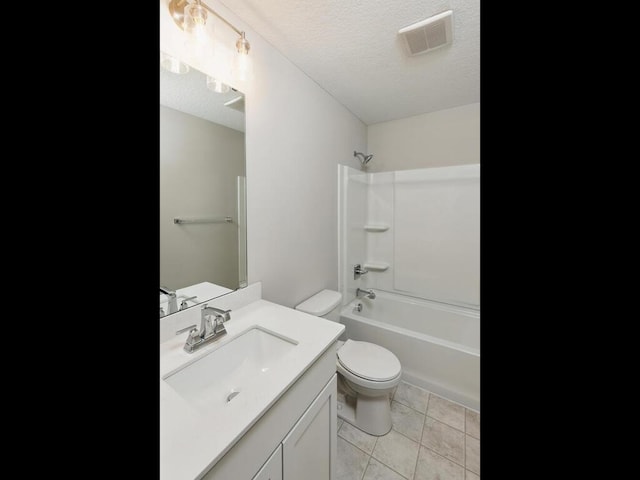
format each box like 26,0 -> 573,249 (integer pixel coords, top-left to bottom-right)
160,298 -> 345,480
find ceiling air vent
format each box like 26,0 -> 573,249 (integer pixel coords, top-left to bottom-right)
398,10 -> 453,56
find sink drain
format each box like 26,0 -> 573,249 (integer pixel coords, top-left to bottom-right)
226,390 -> 240,402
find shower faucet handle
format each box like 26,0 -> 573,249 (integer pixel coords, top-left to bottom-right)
354,264 -> 369,279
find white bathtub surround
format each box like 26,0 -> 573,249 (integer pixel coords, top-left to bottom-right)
337,380 -> 480,480
160,287 -> 344,480
339,163 -> 480,308
340,290 -> 479,410
393,166 -> 479,307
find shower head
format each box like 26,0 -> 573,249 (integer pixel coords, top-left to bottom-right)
354,151 -> 373,167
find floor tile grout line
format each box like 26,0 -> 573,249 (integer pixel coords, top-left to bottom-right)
465,410 -> 480,440
403,380 -> 475,412
354,433 -> 413,480
423,413 -> 466,436
464,430 -> 467,471
392,398 -> 428,417
360,454 -> 372,480
397,380 -> 478,417
464,434 -> 480,476
464,408 -> 467,434
411,392 -> 431,480
422,443 -> 467,470
370,428 -> 418,480
338,431 -> 376,457
386,423 -> 425,448
421,396 -> 468,470
370,454 -> 414,480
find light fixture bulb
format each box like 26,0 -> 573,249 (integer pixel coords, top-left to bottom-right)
186,1 -> 207,25
185,1 -> 208,40
206,76 -> 230,94
160,51 -> 190,74
236,32 -> 250,55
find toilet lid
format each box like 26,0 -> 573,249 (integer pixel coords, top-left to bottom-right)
337,339 -> 401,382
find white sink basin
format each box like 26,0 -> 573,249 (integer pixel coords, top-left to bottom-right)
163,326 -> 298,411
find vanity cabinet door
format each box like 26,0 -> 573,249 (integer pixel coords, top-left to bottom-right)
282,374 -> 337,480
252,444 -> 282,480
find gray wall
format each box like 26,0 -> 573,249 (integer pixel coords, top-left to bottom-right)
160,105 -> 245,290
367,103 -> 480,172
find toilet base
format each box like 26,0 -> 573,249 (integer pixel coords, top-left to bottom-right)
336,391 -> 356,425
337,383 -> 392,436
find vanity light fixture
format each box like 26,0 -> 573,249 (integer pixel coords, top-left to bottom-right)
168,0 -> 251,81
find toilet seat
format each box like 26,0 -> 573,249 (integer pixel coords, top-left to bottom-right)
337,340 -> 401,389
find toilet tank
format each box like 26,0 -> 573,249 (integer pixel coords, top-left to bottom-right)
295,289 -> 343,322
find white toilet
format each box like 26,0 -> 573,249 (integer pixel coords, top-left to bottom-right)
295,289 -> 402,436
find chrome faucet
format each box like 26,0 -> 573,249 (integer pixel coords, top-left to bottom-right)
175,304 -> 232,353
356,288 -> 376,299
160,286 -> 178,314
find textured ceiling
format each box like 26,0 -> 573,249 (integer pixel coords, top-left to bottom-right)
217,0 -> 479,125
160,66 -> 245,132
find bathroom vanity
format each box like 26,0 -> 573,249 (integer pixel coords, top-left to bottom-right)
160,285 -> 344,480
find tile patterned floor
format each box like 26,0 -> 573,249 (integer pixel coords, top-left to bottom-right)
336,381 -> 480,480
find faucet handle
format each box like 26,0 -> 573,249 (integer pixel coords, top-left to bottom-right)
180,296 -> 198,310
176,324 -> 201,347
354,264 -> 369,279
160,286 -> 176,297
201,304 -> 232,322
176,324 -> 198,335
216,308 -> 232,322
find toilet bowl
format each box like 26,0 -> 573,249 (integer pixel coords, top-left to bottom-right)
295,289 -> 402,436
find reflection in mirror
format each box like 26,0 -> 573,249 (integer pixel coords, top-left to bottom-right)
160,56 -> 247,317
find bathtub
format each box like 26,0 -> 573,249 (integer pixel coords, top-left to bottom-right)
340,290 -> 479,411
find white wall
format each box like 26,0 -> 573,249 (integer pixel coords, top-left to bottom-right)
160,105 -> 245,290
160,1 -> 367,307
366,103 -> 480,172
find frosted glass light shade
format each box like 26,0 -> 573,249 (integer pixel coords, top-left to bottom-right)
233,52 -> 252,83
160,52 -> 189,74
206,76 -> 230,93
184,2 -> 208,39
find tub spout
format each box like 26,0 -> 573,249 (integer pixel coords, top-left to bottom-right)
356,288 -> 376,299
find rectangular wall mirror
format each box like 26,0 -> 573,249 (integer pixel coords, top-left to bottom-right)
160,55 -> 247,317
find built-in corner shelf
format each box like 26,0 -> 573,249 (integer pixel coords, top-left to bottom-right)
363,262 -> 389,272
364,224 -> 389,232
